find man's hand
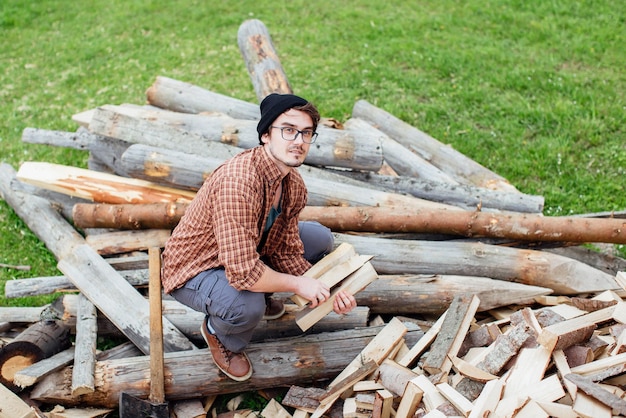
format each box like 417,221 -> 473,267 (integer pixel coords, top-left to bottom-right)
295,276 -> 331,308
332,290 -> 357,315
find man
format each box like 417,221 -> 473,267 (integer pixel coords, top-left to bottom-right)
161,93 -> 357,381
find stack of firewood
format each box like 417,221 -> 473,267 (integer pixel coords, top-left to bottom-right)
1,18 -> 626,417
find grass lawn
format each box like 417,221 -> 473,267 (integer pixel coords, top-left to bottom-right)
1,0 -> 625,309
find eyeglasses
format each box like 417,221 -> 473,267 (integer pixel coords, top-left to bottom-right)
270,126 -> 318,144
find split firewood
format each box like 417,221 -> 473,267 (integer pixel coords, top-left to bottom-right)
538,305 -> 616,351
13,347 -> 75,389
422,294 -> 480,381
71,294 -> 97,397
295,261 -> 378,331
282,385 -> 327,413
372,389 -> 394,418
565,373 -> 626,415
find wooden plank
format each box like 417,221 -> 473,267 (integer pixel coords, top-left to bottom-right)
412,374 -> 446,412
422,294 -> 480,379
85,229 -> 171,255
16,162 -> 195,204
317,359 -> 378,407
295,261 -> 378,332
71,294 -> 97,396
436,382 -> 474,417
538,306 -> 616,351
0,381 -> 38,418
398,314 -> 448,365
467,378 -> 503,418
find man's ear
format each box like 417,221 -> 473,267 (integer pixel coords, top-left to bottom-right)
260,133 -> 269,144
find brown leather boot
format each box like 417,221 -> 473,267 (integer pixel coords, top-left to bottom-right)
201,317 -> 252,381
263,296 -> 286,320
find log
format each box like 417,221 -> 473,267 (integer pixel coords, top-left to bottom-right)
303,206 -> 626,244
344,118 -> 459,185
16,162 -> 196,204
237,19 -> 293,100
88,104 -> 384,172
0,320 -> 71,391
29,323 -> 424,408
335,233 -> 619,295
146,76 -> 260,119
336,168 -> 544,213
352,99 -> 520,193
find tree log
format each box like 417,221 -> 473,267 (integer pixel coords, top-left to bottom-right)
88,104 -> 384,172
345,118 -> 459,185
71,202 -> 626,247
334,233 -> 619,295
300,206 -> 626,245
352,99 -> 519,193
237,19 -> 293,100
0,320 -> 71,391
358,274 -> 551,315
146,75 -> 260,119
29,324 -> 424,408
336,170 -> 544,213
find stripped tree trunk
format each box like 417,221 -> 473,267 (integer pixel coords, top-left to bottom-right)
237,18 -> 293,100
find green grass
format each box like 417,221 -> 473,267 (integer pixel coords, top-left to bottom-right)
1,0 -> 625,309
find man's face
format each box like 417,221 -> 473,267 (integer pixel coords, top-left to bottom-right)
261,109 -> 313,173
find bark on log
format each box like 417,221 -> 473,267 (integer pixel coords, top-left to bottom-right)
334,233 -> 619,295
0,320 -> 71,391
146,76 -> 260,119
345,118 -> 459,185
336,170 -> 544,213
300,206 -> 626,245
29,324 -> 424,408
21,119 -> 543,215
237,19 -> 293,100
352,99 -> 519,193
357,275 -> 551,315
88,104 -> 384,172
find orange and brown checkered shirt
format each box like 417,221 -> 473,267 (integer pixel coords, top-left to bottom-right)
161,146 -> 311,293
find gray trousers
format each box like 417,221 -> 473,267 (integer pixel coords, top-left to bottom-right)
170,221 -> 333,352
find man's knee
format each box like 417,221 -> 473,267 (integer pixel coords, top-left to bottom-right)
299,221 -> 334,264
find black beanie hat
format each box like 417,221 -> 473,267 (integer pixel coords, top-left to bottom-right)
257,93 -> 309,140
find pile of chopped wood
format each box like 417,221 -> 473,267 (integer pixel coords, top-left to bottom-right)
2,18 -> 626,418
